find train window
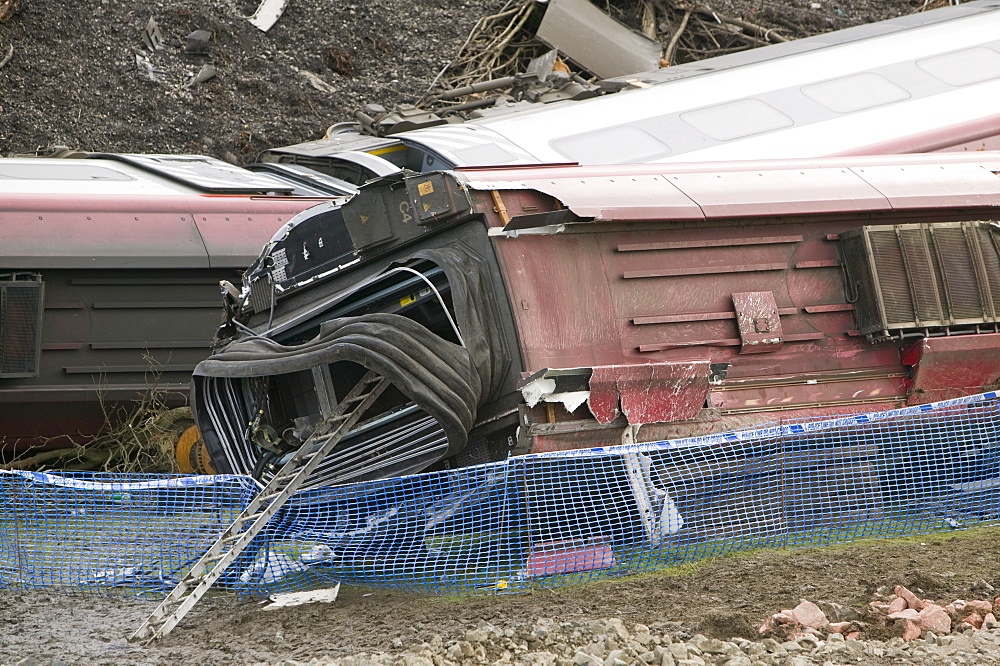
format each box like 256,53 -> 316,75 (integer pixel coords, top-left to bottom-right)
550,125 -> 671,164
0,163 -> 133,181
917,47 -> 1000,87
801,73 -> 910,114
679,99 -> 793,141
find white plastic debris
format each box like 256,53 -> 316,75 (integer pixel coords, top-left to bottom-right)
263,584 -> 341,609
245,0 -> 288,32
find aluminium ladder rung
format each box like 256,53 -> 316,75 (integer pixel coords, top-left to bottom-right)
130,370 -> 390,642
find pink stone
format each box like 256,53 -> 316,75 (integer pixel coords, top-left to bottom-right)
967,600 -> 993,615
963,612 -> 984,629
887,597 -> 907,614
791,600 -> 828,629
759,611 -> 796,635
984,613 -> 999,629
827,621 -> 852,635
918,604 -> 952,635
845,631 -> 861,640
869,601 -> 891,615
901,619 -> 922,641
888,609 -> 921,621
895,585 -> 922,610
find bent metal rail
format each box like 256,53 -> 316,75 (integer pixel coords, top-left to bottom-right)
1,390 -> 998,597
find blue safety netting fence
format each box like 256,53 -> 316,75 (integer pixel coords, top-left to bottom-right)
2,391 -> 999,598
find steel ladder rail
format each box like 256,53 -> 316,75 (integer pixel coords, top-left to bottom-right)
130,370 -> 390,642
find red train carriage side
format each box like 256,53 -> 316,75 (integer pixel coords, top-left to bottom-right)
192,152 -> 1000,487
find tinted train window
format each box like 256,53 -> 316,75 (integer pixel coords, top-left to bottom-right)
917,47 -> 1000,87
550,125 -> 671,164
679,99 -> 793,141
802,73 -> 910,113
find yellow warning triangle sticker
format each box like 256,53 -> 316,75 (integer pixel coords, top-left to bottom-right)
360,215 -> 369,223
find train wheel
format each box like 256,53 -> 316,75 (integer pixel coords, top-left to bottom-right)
175,421 -> 217,475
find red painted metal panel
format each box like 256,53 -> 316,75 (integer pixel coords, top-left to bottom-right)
524,538 -> 616,578
588,361 -> 710,425
902,333 -> 1000,404
708,376 -> 908,411
490,233 -> 625,369
732,291 -> 783,354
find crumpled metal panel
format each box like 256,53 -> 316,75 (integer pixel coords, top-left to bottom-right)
902,332 -> 1000,404
536,0 -> 661,80
588,361 -> 710,425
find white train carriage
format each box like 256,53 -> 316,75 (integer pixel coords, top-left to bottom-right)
263,0 -> 1000,180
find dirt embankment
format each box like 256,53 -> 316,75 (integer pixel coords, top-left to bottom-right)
1,528 -> 998,664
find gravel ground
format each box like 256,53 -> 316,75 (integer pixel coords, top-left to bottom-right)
1,527 -> 998,664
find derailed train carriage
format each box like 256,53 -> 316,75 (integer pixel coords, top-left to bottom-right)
262,0 -> 1000,182
193,151 -> 1000,488
0,153 -> 353,451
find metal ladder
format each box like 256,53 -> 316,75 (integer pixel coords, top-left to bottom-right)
130,370 -> 390,642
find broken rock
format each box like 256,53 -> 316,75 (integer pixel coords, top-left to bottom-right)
894,585 -> 923,610
887,609 -> 920,621
791,601 -> 828,629
826,621 -> 853,635
918,604 -> 952,635
886,596 -> 907,614
900,619 -> 922,641
961,612 -> 984,630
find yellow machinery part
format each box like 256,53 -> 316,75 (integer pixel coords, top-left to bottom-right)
175,423 -> 216,475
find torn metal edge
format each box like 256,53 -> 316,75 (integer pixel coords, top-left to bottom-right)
245,0 -> 288,32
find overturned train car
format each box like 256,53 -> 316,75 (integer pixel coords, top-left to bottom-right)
194,152 -> 1000,486
0,154 -> 352,451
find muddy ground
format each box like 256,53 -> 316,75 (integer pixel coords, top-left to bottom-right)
1,528 -> 998,664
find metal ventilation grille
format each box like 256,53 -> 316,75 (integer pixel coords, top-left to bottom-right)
248,273 -> 272,314
0,277 -> 45,378
839,221 -> 1000,339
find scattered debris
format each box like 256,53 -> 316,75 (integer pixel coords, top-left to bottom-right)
183,29 -> 212,56
186,63 -> 217,88
263,585 -> 341,609
0,44 -> 12,70
522,537 -> 616,579
135,53 -> 166,81
141,17 -> 164,52
292,66 -> 336,93
245,0 -> 288,32
325,45 -> 356,77
432,0 -> 803,95
535,0 -> 661,79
